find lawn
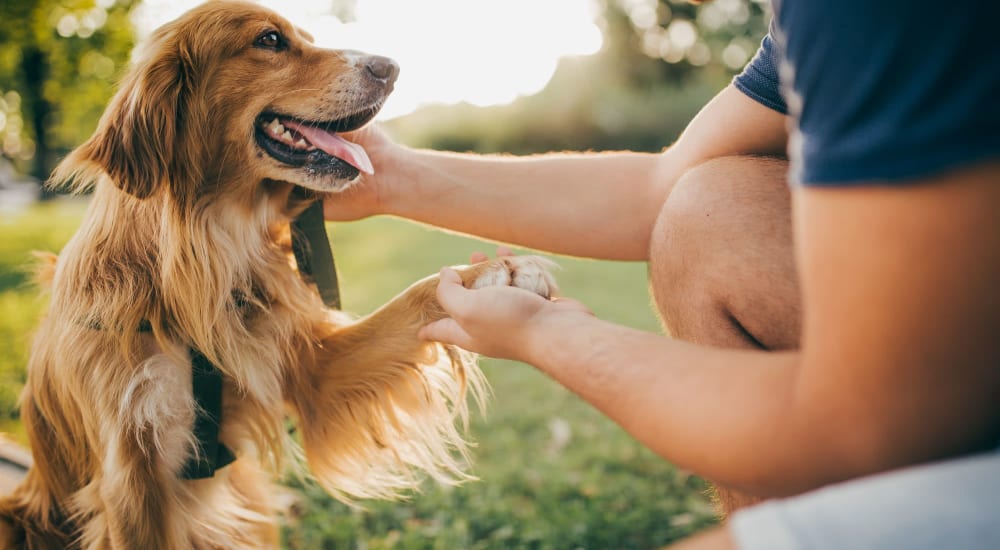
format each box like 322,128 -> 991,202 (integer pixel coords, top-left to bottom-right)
0,200 -> 717,549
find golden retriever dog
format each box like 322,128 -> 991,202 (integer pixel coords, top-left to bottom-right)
0,1 -> 556,547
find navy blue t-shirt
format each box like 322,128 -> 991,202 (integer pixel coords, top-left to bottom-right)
733,0 -> 1000,185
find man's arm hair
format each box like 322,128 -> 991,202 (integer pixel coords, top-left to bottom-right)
522,160 -> 1000,495
378,85 -> 788,260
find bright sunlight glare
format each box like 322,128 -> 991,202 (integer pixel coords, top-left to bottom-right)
133,0 -> 604,120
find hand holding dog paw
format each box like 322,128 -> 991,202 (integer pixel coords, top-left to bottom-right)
419,265 -> 593,362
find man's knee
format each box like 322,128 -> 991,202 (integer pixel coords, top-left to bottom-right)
649,156 -> 798,349
650,156 -> 789,294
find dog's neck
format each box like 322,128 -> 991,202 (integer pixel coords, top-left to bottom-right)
42,178 -> 314,474
58,180 -> 312,381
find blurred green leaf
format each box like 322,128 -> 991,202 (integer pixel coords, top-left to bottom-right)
0,0 -> 138,180
388,0 -> 769,154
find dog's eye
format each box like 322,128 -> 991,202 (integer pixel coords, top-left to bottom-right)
255,30 -> 285,51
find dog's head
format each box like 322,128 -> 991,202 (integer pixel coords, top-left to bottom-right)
59,0 -> 397,202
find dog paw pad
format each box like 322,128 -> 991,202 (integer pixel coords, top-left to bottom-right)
470,256 -> 558,299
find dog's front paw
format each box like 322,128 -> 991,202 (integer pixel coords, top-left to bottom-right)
465,256 -> 558,299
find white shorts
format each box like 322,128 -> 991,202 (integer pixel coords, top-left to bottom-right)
730,448 -> 1000,549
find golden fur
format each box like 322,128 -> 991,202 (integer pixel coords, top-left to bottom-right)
0,2 -> 555,548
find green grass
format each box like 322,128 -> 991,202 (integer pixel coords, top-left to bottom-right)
0,201 -> 88,436
0,200 -> 717,548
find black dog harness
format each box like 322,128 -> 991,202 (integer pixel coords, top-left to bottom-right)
113,320 -> 235,479
181,347 -> 238,478
290,200 -> 342,311
179,200 -> 341,479
88,202 -> 340,479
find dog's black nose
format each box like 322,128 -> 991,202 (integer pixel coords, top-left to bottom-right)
364,56 -> 399,87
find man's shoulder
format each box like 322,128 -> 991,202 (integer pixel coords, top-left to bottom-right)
776,0 -> 1000,185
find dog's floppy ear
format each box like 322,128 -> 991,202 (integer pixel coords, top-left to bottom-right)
54,26 -> 197,199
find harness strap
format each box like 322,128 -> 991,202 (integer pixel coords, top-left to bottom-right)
182,200 -> 340,478
181,349 -> 236,479
291,201 -> 342,309
114,321 -> 233,479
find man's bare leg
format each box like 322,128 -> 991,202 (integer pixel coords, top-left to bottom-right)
648,156 -> 800,515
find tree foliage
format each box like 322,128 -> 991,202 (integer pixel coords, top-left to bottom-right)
0,0 -> 137,180
607,0 -> 770,82
391,0 -> 770,154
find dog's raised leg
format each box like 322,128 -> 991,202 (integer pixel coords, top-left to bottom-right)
285,256 -> 556,501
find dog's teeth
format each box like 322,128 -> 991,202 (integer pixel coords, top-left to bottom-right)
296,139 -> 308,148
282,131 -> 293,142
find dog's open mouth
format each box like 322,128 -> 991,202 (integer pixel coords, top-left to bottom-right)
254,108 -> 378,179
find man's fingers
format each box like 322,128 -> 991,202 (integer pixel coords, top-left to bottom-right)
472,248 -> 513,263
419,318 -> 470,347
439,266 -> 463,285
435,267 -> 473,318
469,251 -> 489,264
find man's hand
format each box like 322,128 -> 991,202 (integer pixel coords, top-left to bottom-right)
323,123 -> 401,221
419,266 -> 592,362
323,85 -> 788,260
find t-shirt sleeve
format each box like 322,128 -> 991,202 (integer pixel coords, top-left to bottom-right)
733,21 -> 787,115
777,0 -> 1000,185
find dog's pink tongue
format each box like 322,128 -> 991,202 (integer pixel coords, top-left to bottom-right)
282,120 -> 374,175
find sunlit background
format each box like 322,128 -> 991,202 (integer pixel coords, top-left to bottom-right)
135,0 -> 604,119
1,0 -> 770,173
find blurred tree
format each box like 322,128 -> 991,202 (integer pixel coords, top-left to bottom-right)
607,0 -> 770,83
0,0 -> 137,185
328,0 -> 357,23
390,0 -> 770,155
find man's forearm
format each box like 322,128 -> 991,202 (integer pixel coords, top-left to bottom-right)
380,148 -> 669,260
367,85 -> 787,260
522,312 -> 844,497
